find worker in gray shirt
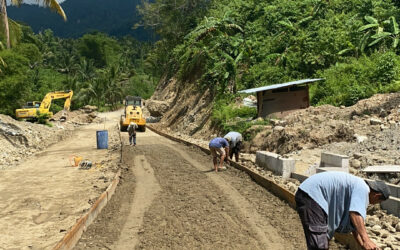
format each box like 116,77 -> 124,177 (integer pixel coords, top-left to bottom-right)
295,172 -> 390,250
224,131 -> 242,162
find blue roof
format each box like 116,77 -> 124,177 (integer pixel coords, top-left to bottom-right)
238,78 -> 323,94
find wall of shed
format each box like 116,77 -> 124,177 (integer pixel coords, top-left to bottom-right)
257,86 -> 309,118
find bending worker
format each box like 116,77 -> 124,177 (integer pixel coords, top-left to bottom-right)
224,131 -> 242,162
295,171 -> 390,250
208,137 -> 229,172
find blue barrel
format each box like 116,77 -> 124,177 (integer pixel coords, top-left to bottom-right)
96,130 -> 108,149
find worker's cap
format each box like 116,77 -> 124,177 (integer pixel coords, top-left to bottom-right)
365,180 -> 390,200
130,122 -> 135,125
224,135 -> 231,142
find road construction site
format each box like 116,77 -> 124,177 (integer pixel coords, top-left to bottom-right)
1,106 -> 400,249
0,109 -> 342,249
75,128 -> 320,250
0,110 -> 121,249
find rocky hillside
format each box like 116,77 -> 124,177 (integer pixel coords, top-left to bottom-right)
146,77 -> 216,138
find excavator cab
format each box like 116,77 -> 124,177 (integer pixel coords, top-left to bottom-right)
23,101 -> 41,109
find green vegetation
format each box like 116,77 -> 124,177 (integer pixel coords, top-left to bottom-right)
3,0 -> 400,134
211,97 -> 261,136
0,24 -> 157,116
36,110 -> 51,125
137,0 -> 400,131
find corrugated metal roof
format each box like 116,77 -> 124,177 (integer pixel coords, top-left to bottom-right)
238,78 -> 323,94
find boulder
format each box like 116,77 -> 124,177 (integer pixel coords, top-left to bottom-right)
81,105 -> 98,113
273,126 -> 285,132
370,118 -> 382,125
350,159 -> 361,169
396,223 -> 400,232
146,116 -> 161,123
146,100 -> 170,117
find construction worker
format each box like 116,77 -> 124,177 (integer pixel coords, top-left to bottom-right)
295,172 -> 390,250
208,137 -> 229,172
224,131 -> 242,162
127,122 -> 138,146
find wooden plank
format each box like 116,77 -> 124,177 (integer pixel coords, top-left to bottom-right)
53,169 -> 122,250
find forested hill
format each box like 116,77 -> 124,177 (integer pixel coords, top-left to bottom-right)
7,0 -> 153,40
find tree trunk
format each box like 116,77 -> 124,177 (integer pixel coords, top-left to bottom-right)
1,0 -> 10,49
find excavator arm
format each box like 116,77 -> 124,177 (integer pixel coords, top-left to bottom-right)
39,90 -> 73,111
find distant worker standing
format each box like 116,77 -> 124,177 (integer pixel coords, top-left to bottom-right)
295,172 -> 390,250
208,137 -> 230,172
127,122 -> 138,146
224,131 -> 242,162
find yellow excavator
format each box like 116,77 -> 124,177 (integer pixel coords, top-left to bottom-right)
120,96 -> 146,132
16,90 -> 73,120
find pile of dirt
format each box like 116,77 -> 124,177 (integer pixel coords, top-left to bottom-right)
0,107 -> 102,170
247,93 -> 400,155
0,114 -> 72,169
244,93 -> 400,183
53,105 -> 101,125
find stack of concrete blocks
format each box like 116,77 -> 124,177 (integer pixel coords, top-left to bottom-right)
255,151 -> 295,179
316,152 -> 349,173
381,183 -> 400,218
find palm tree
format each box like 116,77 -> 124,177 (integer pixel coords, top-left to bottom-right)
0,0 -> 67,49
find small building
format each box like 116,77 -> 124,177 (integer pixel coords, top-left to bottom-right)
239,79 -> 323,118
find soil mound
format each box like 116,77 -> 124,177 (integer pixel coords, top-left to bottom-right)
53,105 -> 101,124
0,114 -> 71,169
0,107 -> 102,169
248,93 -> 400,155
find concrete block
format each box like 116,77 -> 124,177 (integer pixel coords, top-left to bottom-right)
381,197 -> 400,217
387,183 -> 400,199
256,151 -> 295,179
320,152 -> 349,169
316,167 -> 349,173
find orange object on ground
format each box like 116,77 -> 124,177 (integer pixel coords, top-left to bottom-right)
69,155 -> 83,167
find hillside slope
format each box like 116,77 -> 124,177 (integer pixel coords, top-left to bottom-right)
7,0 -> 153,39
146,76 -> 216,139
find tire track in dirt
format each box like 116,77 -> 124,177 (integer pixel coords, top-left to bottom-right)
112,154 -> 161,249
76,130 -> 310,249
163,143 -> 286,249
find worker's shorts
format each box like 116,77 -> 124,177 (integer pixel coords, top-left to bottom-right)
295,188 -> 329,250
209,146 -> 225,158
231,141 -> 242,154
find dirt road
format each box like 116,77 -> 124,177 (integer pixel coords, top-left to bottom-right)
0,111 -> 121,249
76,129 -> 339,249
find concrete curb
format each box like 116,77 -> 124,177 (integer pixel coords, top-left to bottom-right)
52,169 -> 121,250
147,125 -> 362,250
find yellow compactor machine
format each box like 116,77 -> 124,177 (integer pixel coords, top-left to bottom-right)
16,90 -> 73,120
120,96 -> 146,132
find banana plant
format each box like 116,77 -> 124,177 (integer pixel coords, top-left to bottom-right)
358,15 -> 400,51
